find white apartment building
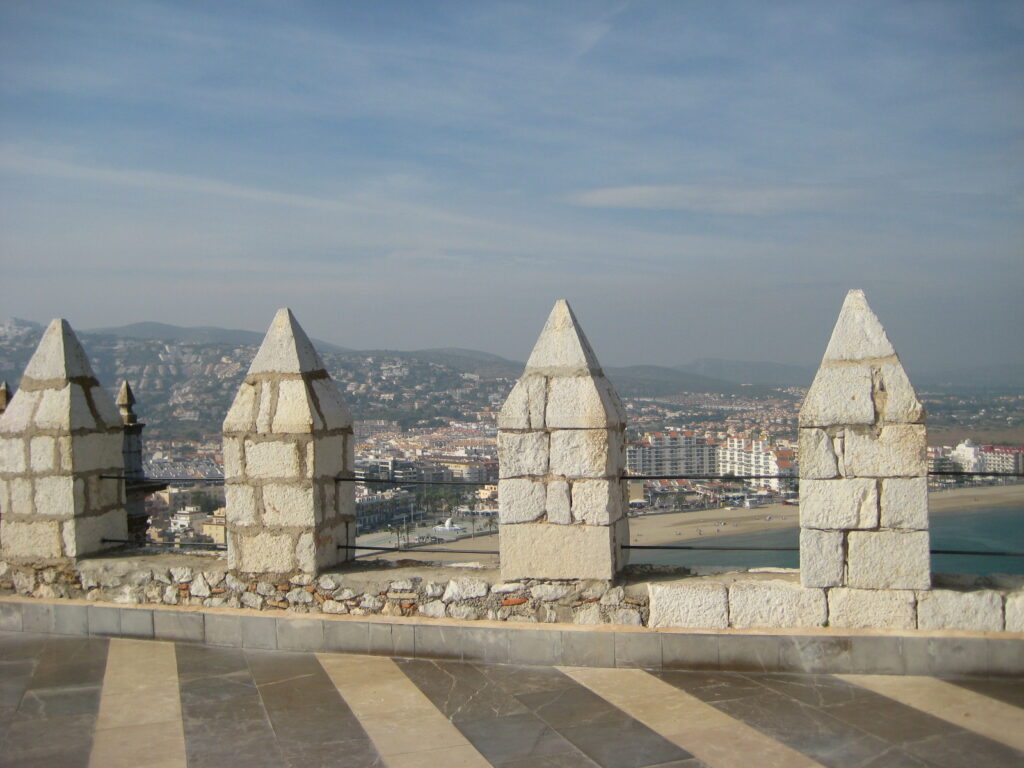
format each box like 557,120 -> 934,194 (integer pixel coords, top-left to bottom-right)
948,440 -> 1023,475
626,430 -> 717,477
717,434 -> 797,491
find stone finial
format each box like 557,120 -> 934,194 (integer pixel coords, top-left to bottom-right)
116,380 -> 137,425
223,308 -> 354,575
498,300 -> 628,581
0,381 -> 8,415
798,290 -> 929,591
0,319 -> 126,563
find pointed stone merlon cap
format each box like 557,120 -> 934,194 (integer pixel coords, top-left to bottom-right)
0,319 -> 121,433
800,290 -> 923,427
117,380 -> 137,425
224,308 -> 351,434
499,300 -> 625,430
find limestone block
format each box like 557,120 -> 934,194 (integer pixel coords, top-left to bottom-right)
874,359 -> 924,424
0,437 -> 27,474
546,376 -> 625,429
800,365 -> 875,427
0,390 -> 39,434
648,580 -> 729,629
549,429 -> 619,478
498,478 -> 546,524
498,431 -> 549,478
524,300 -> 603,374
800,478 -> 878,530
497,375 -> 546,430
313,435 -> 345,478
442,578 -> 489,602
500,522 -> 618,581
0,480 -> 8,516
798,428 -> 839,479
336,488 -> 355,521
70,433 -> 122,473
86,474 -> 122,510
800,528 -> 845,587
244,440 -> 300,478
879,477 -> 928,530
261,484 -> 316,527
822,290 -> 896,361
827,588 -> 917,629
546,480 -> 571,524
223,438 -> 243,478
225,484 -> 258,525
232,530 -> 296,573
311,378 -> 352,429
272,379 -> 322,433
58,437 -> 73,471
90,387 -> 122,429
224,382 -> 258,433
63,510 -> 126,558
8,477 -> 34,516
917,589 -> 1003,632
34,476 -> 78,517
571,479 -> 624,526
256,385 -> 273,434
729,579 -> 827,629
844,425 -> 927,477
34,385 -> 97,431
295,530 -> 318,573
1005,591 -> 1024,633
847,530 -> 931,590
28,436 -> 54,473
2,519 -> 63,559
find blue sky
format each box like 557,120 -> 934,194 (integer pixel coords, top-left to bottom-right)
1,1 -> 1021,372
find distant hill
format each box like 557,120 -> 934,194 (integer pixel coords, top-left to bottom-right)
606,365 -> 768,397
359,347 -> 524,378
86,321 -> 351,354
917,363 -> 1024,392
676,358 -> 815,388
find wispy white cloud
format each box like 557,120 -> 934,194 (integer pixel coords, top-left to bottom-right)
567,184 -> 852,215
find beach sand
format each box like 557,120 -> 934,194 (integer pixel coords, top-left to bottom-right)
363,483 -> 1024,566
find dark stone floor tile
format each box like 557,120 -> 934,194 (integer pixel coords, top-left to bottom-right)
823,692 -> 962,745
184,722 -> 286,768
751,672 -> 874,709
281,736 -> 384,768
246,649 -> 323,685
711,689 -> 894,768
557,718 -> 693,768
1,712 -> 97,760
655,670 -> 766,703
474,662 -> 578,696
0,662 -> 35,709
903,731 -> 1024,768
398,658 -> 528,722
858,746 -> 933,768
180,669 -> 259,707
176,643 -> 250,680
459,712 -> 583,765
0,746 -> 90,768
943,677 -> 1024,709
267,703 -> 366,745
181,690 -> 268,725
14,684 -> 102,720
0,633 -> 47,662
517,685 -> 630,729
29,636 -> 108,690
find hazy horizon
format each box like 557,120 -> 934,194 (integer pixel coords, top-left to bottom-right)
2,2 -> 1021,372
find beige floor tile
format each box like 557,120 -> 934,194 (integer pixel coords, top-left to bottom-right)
96,689 -> 182,730
384,744 -> 493,768
89,721 -> 187,768
561,666 -> 824,768
838,674 -> 1024,751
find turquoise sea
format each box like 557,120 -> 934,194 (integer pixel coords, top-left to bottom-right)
630,506 -> 1024,575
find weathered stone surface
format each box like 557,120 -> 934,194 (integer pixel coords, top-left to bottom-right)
261,485 -> 316,527
419,600 -> 446,618
822,290 -> 896,362
800,528 -> 845,587
232,531 -> 295,573
573,604 -> 602,624
917,589 -> 1003,632
549,429 -> 619,478
844,425 -> 927,478
729,579 -> 827,628
875,359 -> 924,424
244,440 -> 300,479
310,378 -> 352,429
545,480 -> 571,524
272,379 -> 322,433
1,437 -> 27,473
828,588 -> 917,629
498,431 -> 548,478
523,300 -> 602,374
500,522 -> 621,581
612,608 -> 642,626
498,478 -> 546,524
879,477 -> 928,530
799,428 -> 839,479
800,365 -> 875,427
0,390 -> 38,434
800,478 -> 878,530
546,376 -> 625,429
442,578 -> 488,603
491,582 -> 524,594
1005,591 -> 1024,633
648,580 -> 729,629
223,382 -> 258,433
847,530 -> 930,590
248,309 -> 325,375
1,520 -> 62,559
571,479 -> 624,526
497,375 -> 546,430
313,435 -> 345,478
530,584 -> 570,602
23,319 -> 96,381
34,476 -> 78,518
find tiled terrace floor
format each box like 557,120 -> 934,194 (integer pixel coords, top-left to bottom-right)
0,632 -> 1021,768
